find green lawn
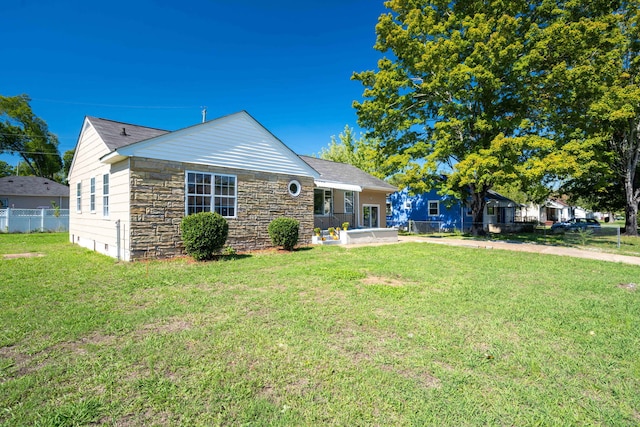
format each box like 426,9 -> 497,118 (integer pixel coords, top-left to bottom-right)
1,233 -> 639,426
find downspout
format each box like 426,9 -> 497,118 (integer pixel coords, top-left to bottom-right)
115,219 -> 121,261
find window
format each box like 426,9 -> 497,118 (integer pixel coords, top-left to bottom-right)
76,182 -> 82,212
487,205 -> 495,215
386,199 -> 392,216
186,171 -> 236,217
103,174 -> 109,217
428,200 -> 439,216
90,177 -> 96,212
288,180 -> 301,197
314,189 -> 331,215
344,191 -> 354,214
213,174 -> 236,217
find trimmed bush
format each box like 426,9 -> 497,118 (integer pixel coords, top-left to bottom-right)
268,217 -> 300,251
180,212 -> 229,260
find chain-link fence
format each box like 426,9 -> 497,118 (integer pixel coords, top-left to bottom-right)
403,220 -> 627,250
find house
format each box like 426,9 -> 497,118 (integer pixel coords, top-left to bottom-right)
387,187 -> 518,233
299,156 -> 397,230
518,199 -> 590,225
68,112 -> 320,261
0,175 -> 69,209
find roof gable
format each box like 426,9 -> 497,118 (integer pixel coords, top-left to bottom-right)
299,156 -> 396,192
102,111 -> 318,178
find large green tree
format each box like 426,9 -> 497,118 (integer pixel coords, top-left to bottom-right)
547,1 -> 640,235
353,0 -> 558,235
0,94 -> 62,179
317,125 -> 396,180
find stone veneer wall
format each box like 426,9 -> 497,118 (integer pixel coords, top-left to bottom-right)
129,157 -> 314,260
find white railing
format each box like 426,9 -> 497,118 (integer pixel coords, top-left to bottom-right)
0,208 -> 69,233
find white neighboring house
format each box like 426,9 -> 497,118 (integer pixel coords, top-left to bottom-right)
68,111 -> 319,261
519,199 -> 589,225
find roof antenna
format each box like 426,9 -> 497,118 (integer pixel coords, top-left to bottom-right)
120,127 -> 128,136
201,106 -> 207,123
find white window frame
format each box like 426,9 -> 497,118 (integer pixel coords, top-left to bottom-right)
428,200 -> 439,216
103,173 -> 109,217
288,180 -> 301,197
185,171 -> 237,218
314,188 -> 332,216
344,191 -> 354,214
362,204 -> 380,228
76,182 -> 82,213
90,177 -> 96,213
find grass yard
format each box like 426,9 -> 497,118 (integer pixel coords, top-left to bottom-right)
1,233 -> 639,426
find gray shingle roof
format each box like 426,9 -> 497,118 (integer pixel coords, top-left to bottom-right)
299,155 -> 396,192
0,176 -> 69,197
87,116 -> 169,151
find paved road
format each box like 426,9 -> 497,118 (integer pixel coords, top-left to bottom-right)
394,235 -> 640,266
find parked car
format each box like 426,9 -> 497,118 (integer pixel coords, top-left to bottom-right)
551,218 -> 601,233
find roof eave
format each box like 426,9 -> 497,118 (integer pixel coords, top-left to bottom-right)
364,185 -> 397,193
100,151 -> 128,164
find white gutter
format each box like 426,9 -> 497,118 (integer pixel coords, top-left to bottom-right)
315,180 -> 362,192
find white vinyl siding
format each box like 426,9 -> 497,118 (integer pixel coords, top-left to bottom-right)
69,120 -> 131,260
186,171 -> 237,218
111,112 -> 317,178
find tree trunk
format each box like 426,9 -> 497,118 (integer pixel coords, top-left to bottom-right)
622,155 -> 639,236
624,204 -> 638,236
623,176 -> 639,235
470,190 -> 487,236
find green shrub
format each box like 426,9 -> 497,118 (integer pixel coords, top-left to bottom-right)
268,217 -> 300,251
342,222 -> 349,230
180,212 -> 229,260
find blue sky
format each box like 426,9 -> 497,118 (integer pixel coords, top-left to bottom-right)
1,0 -> 387,166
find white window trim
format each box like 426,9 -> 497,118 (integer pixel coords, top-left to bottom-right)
314,188 -> 332,216
288,179 -> 301,197
90,177 -> 96,213
344,190 -> 354,214
362,204 -> 381,228
428,200 -> 439,216
103,173 -> 109,217
185,170 -> 237,218
76,182 -> 82,213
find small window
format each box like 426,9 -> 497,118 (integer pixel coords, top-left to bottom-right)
90,177 -> 96,212
386,200 -> 392,216
487,205 -> 495,215
428,200 -> 439,216
76,182 -> 82,212
103,174 -> 110,217
344,191 -> 354,214
288,180 -> 301,197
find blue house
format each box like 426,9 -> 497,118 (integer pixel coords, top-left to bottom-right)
387,187 -> 518,233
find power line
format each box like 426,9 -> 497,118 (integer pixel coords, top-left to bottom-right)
32,98 -> 194,109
